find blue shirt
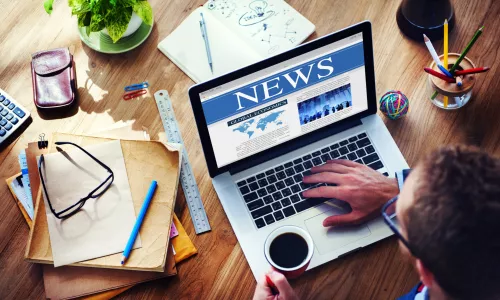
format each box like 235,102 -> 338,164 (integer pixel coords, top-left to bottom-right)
397,283 -> 429,300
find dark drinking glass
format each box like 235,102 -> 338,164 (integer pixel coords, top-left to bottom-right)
397,0 -> 455,41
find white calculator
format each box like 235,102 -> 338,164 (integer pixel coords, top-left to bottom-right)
0,88 -> 31,146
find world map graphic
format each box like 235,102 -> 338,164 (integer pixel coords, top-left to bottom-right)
233,110 -> 285,138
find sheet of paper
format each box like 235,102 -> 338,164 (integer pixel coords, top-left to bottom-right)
39,140 -> 140,267
170,222 -> 179,238
10,176 -> 31,218
158,6 -> 261,83
205,0 -> 315,57
18,150 -> 34,218
89,121 -> 150,140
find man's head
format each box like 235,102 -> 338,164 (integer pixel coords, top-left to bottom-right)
396,145 -> 500,300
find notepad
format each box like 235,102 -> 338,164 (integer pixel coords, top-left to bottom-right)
158,0 -> 315,83
39,140 -> 140,267
26,134 -> 182,272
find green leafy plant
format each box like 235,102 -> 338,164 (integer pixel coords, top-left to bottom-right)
44,0 -> 153,43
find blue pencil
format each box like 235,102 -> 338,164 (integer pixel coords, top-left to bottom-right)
438,64 -> 453,78
121,180 -> 158,265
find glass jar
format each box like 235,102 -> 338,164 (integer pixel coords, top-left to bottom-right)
427,53 -> 476,110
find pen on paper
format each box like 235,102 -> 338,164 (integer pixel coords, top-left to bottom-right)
200,12 -> 214,74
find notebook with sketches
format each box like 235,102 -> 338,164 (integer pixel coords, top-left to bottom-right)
25,133 -> 182,272
158,0 -> 315,83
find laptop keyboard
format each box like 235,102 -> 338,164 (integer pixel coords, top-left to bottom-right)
235,132 -> 389,229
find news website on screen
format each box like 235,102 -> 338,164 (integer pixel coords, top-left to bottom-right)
199,33 -> 368,168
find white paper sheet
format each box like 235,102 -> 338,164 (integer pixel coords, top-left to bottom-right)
158,6 -> 261,83
204,0 -> 315,57
39,140 -> 140,267
10,176 -> 30,218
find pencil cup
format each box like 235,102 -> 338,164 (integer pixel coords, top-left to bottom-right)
427,53 -> 476,110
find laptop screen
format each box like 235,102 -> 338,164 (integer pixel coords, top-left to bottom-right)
199,32 -> 367,168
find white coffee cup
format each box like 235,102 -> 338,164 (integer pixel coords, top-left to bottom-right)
264,225 -> 314,278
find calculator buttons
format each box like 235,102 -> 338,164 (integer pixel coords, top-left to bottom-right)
13,107 -> 25,118
0,88 -> 31,146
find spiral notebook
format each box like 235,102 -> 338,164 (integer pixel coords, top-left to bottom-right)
158,0 -> 315,83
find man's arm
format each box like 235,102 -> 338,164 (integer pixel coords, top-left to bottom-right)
302,159 -> 401,227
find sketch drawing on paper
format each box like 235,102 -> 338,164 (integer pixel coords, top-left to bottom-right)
208,0 -> 237,18
239,0 -> 276,26
261,18 -> 297,53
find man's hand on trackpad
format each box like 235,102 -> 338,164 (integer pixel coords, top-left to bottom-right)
302,159 -> 399,227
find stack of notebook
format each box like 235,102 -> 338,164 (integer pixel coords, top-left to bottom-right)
6,124 -> 198,299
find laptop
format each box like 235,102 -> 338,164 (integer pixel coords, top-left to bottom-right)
188,21 -> 409,279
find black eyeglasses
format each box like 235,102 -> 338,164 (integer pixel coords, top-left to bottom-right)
38,141 -> 114,219
381,196 -> 418,257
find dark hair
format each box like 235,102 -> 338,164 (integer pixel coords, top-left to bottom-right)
407,145 -> 500,300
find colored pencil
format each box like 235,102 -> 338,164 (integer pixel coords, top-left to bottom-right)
423,34 -> 442,67
449,26 -> 484,74
121,180 -> 158,265
432,25 -> 485,100
443,19 -> 449,107
424,67 -> 456,83
454,67 -> 490,76
438,64 -> 453,78
444,19 -> 449,69
456,76 -> 463,87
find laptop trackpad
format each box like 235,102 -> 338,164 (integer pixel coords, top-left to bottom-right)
304,204 -> 371,255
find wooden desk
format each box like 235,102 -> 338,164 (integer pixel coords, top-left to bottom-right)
1,0 -> 499,299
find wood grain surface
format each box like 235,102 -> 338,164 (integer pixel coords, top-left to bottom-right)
1,0 -> 499,299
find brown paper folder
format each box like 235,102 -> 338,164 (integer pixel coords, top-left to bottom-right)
43,243 -> 177,300
25,133 -> 181,272
25,142 -> 48,201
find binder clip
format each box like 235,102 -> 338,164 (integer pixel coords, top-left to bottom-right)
38,133 -> 48,149
124,82 -> 149,92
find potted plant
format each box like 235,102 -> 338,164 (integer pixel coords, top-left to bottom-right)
44,0 -> 153,43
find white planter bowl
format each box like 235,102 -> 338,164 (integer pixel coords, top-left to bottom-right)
101,12 -> 143,38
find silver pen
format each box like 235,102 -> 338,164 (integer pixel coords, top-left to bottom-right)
200,12 -> 214,74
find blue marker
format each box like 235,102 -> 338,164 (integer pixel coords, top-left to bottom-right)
121,180 -> 158,265
438,64 -> 453,78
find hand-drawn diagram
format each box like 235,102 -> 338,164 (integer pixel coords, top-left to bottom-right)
239,0 -> 275,26
261,18 -> 297,45
207,0 -> 237,18
206,0 -> 304,56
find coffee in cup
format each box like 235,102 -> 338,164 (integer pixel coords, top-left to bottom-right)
264,225 -> 314,278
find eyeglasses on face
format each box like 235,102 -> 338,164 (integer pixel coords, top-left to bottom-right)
38,141 -> 114,219
381,195 -> 418,257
